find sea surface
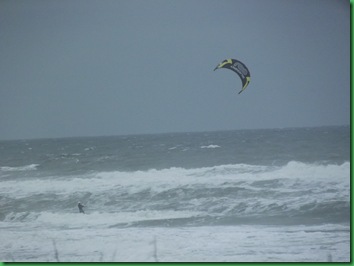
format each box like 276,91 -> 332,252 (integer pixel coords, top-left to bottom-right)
0,126 -> 350,262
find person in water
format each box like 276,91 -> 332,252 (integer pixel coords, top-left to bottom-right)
78,202 -> 85,214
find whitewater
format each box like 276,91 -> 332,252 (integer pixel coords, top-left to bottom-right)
0,126 -> 350,262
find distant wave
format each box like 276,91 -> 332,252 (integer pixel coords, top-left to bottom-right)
200,145 -> 220,149
0,164 -> 39,172
168,146 -> 178,150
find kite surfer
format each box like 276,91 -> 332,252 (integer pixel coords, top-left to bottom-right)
78,202 -> 85,214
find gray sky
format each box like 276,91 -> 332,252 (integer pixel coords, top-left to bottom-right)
0,0 -> 350,140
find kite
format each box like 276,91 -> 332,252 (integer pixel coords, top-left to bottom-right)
214,58 -> 251,94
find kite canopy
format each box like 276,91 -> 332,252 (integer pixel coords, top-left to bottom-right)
214,58 -> 251,94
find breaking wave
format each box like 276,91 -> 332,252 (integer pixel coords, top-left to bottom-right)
0,164 -> 39,172
0,161 -> 349,227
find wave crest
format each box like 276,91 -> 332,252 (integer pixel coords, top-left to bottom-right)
1,164 -> 39,172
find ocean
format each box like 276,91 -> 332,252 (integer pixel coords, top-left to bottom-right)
0,126 -> 350,262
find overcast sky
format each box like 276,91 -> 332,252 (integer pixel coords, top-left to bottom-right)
0,0 -> 350,140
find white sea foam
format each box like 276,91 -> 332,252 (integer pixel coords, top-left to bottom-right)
0,164 -> 39,172
0,223 -> 349,262
3,209 -> 204,228
0,162 -> 349,204
200,145 -> 220,149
